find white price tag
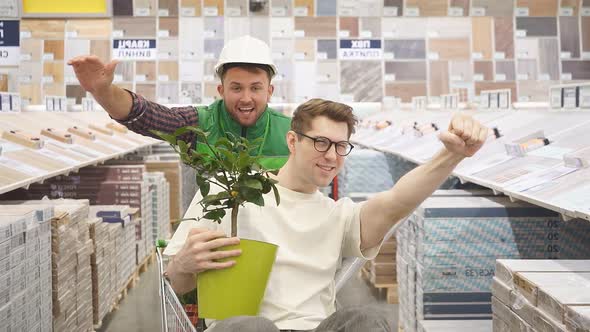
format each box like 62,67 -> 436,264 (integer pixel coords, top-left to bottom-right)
471,7 -> 486,16
19,75 -> 32,83
495,73 -> 506,81
518,96 -> 530,102
204,75 -> 215,81
539,73 -> 550,81
181,7 -> 196,16
474,74 -> 484,81
42,76 -> 54,83
581,7 -> 590,16
317,52 -> 328,60
339,8 -> 354,16
517,74 -> 529,80
227,7 -> 241,16
383,52 -> 394,59
159,9 -> 169,16
113,30 -> 124,38
560,51 -> 571,59
20,54 -> 32,61
405,7 -> 419,16
135,8 -> 150,16
450,75 -> 463,81
384,74 -> 396,81
383,6 -> 398,16
294,6 -> 308,16
158,30 -> 170,38
428,52 -> 439,60
338,30 -> 351,38
515,7 -> 529,16
272,7 -> 287,16
494,52 -> 505,59
271,30 -> 284,38
383,31 -> 396,38
158,75 -> 169,82
560,7 -> 574,16
135,74 -> 147,82
20,31 -> 32,39
203,30 -> 216,38
158,52 -> 170,59
517,51 -> 529,59
561,73 -> 572,80
515,30 -> 527,37
294,30 -> 305,37
448,7 -> 463,16
472,52 -> 483,59
43,53 -> 54,61
203,6 -> 219,16
294,52 -> 306,60
360,30 -> 372,38
66,31 -> 78,38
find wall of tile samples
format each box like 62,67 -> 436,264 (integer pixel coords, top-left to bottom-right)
0,0 -> 589,105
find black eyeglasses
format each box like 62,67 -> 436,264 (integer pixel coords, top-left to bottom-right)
294,131 -> 354,156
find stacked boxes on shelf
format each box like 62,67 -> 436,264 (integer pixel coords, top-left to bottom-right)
146,172 -> 171,242
0,205 -> 53,331
492,259 -> 590,332
397,195 -> 590,332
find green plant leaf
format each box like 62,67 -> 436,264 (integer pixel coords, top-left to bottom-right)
242,178 -> 262,190
152,130 -> 177,145
173,127 -> 191,137
215,137 -> 233,150
248,192 -> 265,207
203,209 -> 226,221
237,151 -> 252,170
178,140 -> 189,154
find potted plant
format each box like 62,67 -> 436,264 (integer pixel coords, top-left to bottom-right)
154,126 -> 281,320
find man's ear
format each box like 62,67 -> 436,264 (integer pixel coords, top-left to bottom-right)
217,84 -> 223,97
267,84 -> 274,103
286,130 -> 297,154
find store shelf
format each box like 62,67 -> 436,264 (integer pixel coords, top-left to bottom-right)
351,108 -> 590,222
0,111 -> 159,195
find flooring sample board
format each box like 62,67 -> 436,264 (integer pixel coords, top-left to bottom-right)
114,60 -> 134,82
269,17 -> 293,38
293,0 -> 313,16
136,61 -> 156,81
21,39 -> 43,62
450,0 -> 470,16
0,74 -> 7,92
114,0 -> 134,15
317,39 -> 338,59
539,38 -> 560,80
158,38 -> 179,59
385,61 -> 427,81
180,0 -> 202,16
20,19 -> 66,39
293,61 -> 315,100
494,17 -> 514,59
64,40 -> 90,72
294,17 -> 336,38
159,0 -> 179,16
517,59 -> 538,80
43,83 -> 65,96
429,60 -> 450,96
426,17 -> 471,38
316,61 -> 338,83
181,82 -> 201,103
43,40 -> 65,61
19,83 -> 42,104
516,17 -> 557,37
294,38 -> 315,61
271,82 -> 294,102
560,0 -> 581,15
203,17 -> 224,39
179,61 -> 203,82
472,17 -> 493,59
271,0 -> 292,16
43,62 -> 64,84
91,40 -> 111,62
471,0 -> 514,17
136,84 -> 156,100
449,61 -> 473,82
66,19 -> 112,39
179,17 -> 204,59
66,85 -> 86,104
382,18 -> 426,39
340,61 -> 382,102
203,59 -> 216,78
559,16 -> 580,59
274,60 -> 294,81
515,38 -> 539,59
20,62 -> 43,84
516,0 -> 558,16
249,17 -> 270,43
315,83 -> 339,101
474,61 -> 494,81
383,39 -> 426,59
360,17 -> 381,38
317,0 -> 336,16
270,39 -> 294,61
203,0 -> 224,16
204,39 -> 224,59
475,82 -> 517,102
113,17 -> 157,38
158,82 -> 179,103
561,60 -> 590,80
339,0 -> 381,16
339,17 -> 359,38
428,38 -> 470,60
383,0 -> 403,16
159,17 -> 179,37
248,0 -> 269,15
495,60 -> 516,81
158,61 -> 179,81
134,0 -> 157,16
226,17 -> 249,39
517,80 -> 554,102
405,0 -> 447,16
203,82 -> 218,99
226,0 -> 247,16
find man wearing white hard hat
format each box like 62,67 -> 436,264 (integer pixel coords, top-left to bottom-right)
68,35 -> 291,170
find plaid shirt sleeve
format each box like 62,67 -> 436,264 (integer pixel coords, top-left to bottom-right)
113,90 -> 199,144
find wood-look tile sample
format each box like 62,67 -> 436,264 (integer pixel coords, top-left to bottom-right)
90,40 -> 111,62
360,17 -> 381,38
382,18 -> 426,39
43,40 -> 64,61
561,61 -> 590,80
516,0 -> 557,16
0,75 -> 7,92
429,60 -> 450,96
114,0 -> 134,16
249,0 -> 270,16
474,61 -> 494,81
475,82 -> 517,103
158,62 -> 179,81
450,0 -> 470,16
385,82 -> 427,102
471,0 -> 514,17
494,17 -> 514,59
518,80 -> 553,102
472,17 -> 493,59
317,40 -> 337,59
20,62 -> 43,84
136,61 -> 157,81
115,61 -> 135,82
271,0 -> 292,16
180,61 -> 203,81
294,0 -> 314,16
66,85 -> 87,104
340,61 -> 383,102
383,40 -> 426,59
158,82 -> 180,103
405,0 -> 447,16
136,84 -> 156,101
44,62 -> 65,86
204,17 -> 224,39
203,0 -> 224,15
19,83 -> 42,104
428,39 -> 470,60
204,39 -> 224,59
250,17 -> 270,43
316,61 -> 338,83
294,17 -> 336,38
383,0 -> 403,16
517,59 -> 538,80
66,19 -> 112,39
270,17 -> 293,38
204,82 -> 220,99
340,0 -> 381,16
21,20 -> 66,39
158,38 -> 179,59
449,61 -> 473,82
159,17 -> 179,37
427,18 -> 471,39
516,17 -> 557,37
317,0 -> 336,16
495,60 -> 515,81
20,39 -> 43,62
226,0 -> 246,16
385,61 -> 426,81
559,16 -> 580,58
113,17 -> 157,38
180,0 -> 202,16
339,17 -> 359,38
294,39 -> 315,61
560,0 -> 580,15
159,0 -> 179,16
43,83 -> 65,97
134,0 -> 157,16
271,39 -> 294,61
181,82 -> 202,103
515,38 -> 539,59
539,38 -> 560,80
584,17 -> 590,53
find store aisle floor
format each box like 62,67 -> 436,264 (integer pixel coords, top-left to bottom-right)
99,263 -> 398,332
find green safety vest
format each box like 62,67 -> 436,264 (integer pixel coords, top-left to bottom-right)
195,100 -> 291,170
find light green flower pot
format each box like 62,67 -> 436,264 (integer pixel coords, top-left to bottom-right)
196,239 -> 278,320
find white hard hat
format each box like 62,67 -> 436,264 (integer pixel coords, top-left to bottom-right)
214,35 -> 277,78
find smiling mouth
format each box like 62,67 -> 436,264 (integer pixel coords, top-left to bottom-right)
317,164 -> 335,171
238,107 -> 255,114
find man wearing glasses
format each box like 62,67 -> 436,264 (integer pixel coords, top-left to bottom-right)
165,98 -> 488,332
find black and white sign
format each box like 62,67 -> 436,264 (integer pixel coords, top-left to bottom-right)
0,20 -> 19,66
112,39 -> 157,60
339,39 -> 382,60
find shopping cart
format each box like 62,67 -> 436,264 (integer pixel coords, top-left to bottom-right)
156,240 -> 202,332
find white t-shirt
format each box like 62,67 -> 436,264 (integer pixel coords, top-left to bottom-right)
164,184 -> 381,330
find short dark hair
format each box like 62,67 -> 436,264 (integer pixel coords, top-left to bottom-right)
218,63 -> 274,82
291,98 -> 358,138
